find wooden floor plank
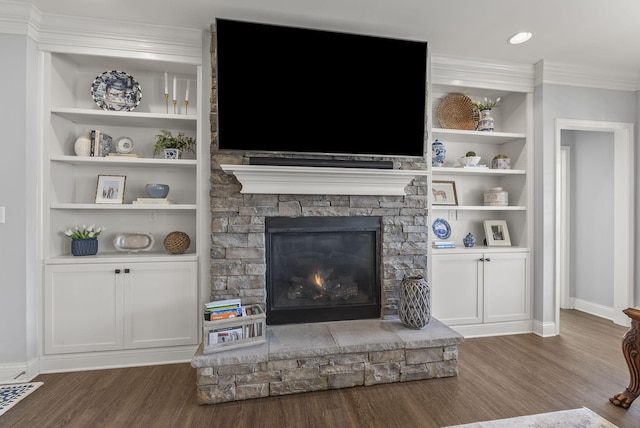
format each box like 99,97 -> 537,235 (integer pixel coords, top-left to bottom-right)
2,310 -> 640,427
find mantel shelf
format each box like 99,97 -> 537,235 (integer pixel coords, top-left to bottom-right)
220,164 -> 430,196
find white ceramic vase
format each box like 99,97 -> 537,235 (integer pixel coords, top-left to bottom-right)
74,130 -> 92,156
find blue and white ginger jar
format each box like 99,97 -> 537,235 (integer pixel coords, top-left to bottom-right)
432,139 -> 446,167
463,233 -> 476,248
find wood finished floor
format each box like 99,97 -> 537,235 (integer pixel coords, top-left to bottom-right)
3,309 -> 640,427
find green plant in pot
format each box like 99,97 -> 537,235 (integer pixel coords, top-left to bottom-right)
491,153 -> 511,169
153,129 -> 196,159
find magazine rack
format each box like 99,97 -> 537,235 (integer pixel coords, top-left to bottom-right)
202,304 -> 266,354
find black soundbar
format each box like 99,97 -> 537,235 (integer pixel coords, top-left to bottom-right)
249,157 -> 394,169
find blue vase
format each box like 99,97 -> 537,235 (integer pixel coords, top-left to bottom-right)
71,238 -> 98,256
432,139 -> 446,167
463,233 -> 476,248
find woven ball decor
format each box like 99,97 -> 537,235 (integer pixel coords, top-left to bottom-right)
398,275 -> 431,329
436,93 -> 480,130
163,231 -> 191,254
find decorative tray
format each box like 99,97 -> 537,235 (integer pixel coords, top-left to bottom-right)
91,70 -> 142,112
113,232 -> 154,252
437,93 -> 479,130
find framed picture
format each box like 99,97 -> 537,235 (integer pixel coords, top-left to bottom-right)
431,180 -> 458,206
95,175 -> 126,204
484,220 -> 511,246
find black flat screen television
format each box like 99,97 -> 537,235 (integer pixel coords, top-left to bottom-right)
215,18 -> 428,158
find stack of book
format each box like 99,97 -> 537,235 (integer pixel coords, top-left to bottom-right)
107,153 -> 142,158
455,164 -> 488,169
89,130 -> 113,157
433,240 -> 456,249
204,298 -> 244,321
132,198 -> 175,205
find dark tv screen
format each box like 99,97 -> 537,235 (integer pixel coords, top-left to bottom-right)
215,18 -> 427,157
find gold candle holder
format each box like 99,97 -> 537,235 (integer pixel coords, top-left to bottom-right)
184,100 -> 189,115
173,99 -> 177,114
164,93 -> 169,114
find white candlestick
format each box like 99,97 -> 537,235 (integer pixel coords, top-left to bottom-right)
185,80 -> 190,102
173,76 -> 177,101
164,72 -> 168,94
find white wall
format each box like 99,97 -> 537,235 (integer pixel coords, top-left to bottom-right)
534,80 -> 637,326
0,33 -> 38,370
564,130 -> 614,306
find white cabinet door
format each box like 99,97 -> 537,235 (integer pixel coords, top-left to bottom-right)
124,261 -> 198,348
432,253 -> 483,325
45,261 -> 198,354
45,264 -> 124,354
483,252 -> 530,323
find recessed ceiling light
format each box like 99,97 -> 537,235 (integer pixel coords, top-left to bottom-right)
508,32 -> 532,45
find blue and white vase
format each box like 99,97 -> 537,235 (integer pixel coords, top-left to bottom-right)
463,233 -> 476,248
477,109 -> 494,132
432,139 -> 446,167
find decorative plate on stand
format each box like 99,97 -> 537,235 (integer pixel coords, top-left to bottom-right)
437,93 -> 479,130
432,218 -> 452,240
91,70 -> 142,112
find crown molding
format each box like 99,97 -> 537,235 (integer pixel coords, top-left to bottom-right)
534,60 -> 639,91
431,53 -> 535,93
0,1 -> 202,64
0,1 -> 41,41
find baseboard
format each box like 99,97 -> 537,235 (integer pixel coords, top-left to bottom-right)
532,319 -> 557,337
0,357 -> 40,383
39,345 -> 199,374
447,320 -> 533,338
572,299 -> 615,322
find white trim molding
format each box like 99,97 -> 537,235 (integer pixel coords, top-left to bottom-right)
0,1 -> 203,63
221,164 -> 429,196
431,53 -> 535,93
0,0 -> 41,40
535,60 -> 640,92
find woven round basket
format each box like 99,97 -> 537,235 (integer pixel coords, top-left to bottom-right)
437,93 -> 480,130
163,231 -> 191,254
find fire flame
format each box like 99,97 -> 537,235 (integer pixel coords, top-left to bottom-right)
313,271 -> 325,288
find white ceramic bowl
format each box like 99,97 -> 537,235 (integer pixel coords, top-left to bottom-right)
458,156 -> 481,166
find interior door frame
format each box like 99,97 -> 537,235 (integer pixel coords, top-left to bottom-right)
555,119 -> 634,332
560,145 -> 571,310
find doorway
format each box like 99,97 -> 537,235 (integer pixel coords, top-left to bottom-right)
555,119 -> 634,334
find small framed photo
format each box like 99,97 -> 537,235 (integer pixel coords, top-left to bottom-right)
432,180 -> 458,206
95,175 -> 126,204
484,220 -> 511,246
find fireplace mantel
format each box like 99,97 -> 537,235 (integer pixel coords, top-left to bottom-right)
220,164 -> 430,195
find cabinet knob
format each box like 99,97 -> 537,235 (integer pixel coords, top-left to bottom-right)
115,269 -> 121,274
125,268 -> 130,273
485,258 -> 491,262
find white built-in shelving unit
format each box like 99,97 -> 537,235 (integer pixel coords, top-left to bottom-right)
429,58 -> 534,337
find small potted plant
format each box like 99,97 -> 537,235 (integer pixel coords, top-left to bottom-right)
153,129 -> 196,159
459,150 -> 481,166
64,224 -> 106,256
491,153 -> 511,169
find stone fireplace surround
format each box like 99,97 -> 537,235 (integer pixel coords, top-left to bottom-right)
190,153 -> 465,404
